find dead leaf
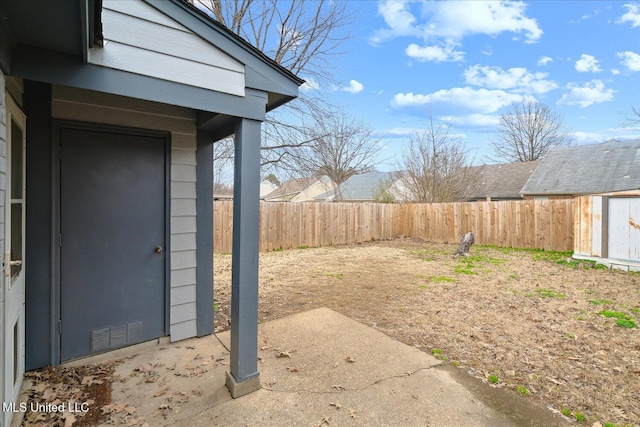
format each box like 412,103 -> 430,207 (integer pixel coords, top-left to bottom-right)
331,384 -> 345,391
186,345 -> 196,350
154,388 -> 168,397
287,366 -> 299,373
345,356 -> 356,363
192,389 -> 203,396
277,351 -> 291,358
63,413 -> 76,427
329,402 -> 342,409
319,415 -> 331,425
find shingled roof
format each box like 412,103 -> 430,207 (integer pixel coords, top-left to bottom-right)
521,139 -> 640,196
464,160 -> 540,201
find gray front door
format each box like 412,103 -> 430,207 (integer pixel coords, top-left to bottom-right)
60,127 -> 167,361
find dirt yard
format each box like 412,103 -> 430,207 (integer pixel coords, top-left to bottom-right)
215,239 -> 640,427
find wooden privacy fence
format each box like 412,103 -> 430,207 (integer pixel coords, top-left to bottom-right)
213,199 -> 574,253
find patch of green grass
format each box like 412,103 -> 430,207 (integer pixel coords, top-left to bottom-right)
213,302 -> 220,312
488,374 -> 499,384
298,245 -> 309,249
430,348 -> 442,356
516,384 -> 530,395
604,423 -> 621,427
325,272 -> 343,279
531,249 -> 574,263
451,360 -> 461,367
631,307 -> 640,315
454,265 -> 477,275
600,310 -> 628,319
574,412 -> 586,422
509,274 -> 519,280
273,248 -> 284,252
588,299 -> 614,305
560,408 -> 571,416
599,310 -> 638,328
565,333 -> 575,339
418,285 -> 429,290
583,289 -> 597,294
616,318 -> 638,328
429,276 -> 456,283
534,288 -> 566,299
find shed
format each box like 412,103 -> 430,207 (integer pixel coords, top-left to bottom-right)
0,0 -> 302,420
522,140 -> 640,270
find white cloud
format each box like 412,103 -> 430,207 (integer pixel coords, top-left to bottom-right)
617,51 -> 640,71
439,114 -> 501,127
372,1 -> 542,62
371,1 -> 419,44
557,80 -> 616,108
405,43 -> 464,62
537,56 -> 553,66
575,54 -> 602,73
392,87 -> 525,114
570,129 -> 640,145
463,65 -> 557,94
619,3 -> 640,27
611,68 -> 621,75
342,80 -> 364,94
419,1 -> 543,43
300,78 -> 320,91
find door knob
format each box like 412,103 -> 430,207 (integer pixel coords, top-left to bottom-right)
154,246 -> 163,254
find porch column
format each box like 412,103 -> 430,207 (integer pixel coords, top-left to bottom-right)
225,117 -> 262,398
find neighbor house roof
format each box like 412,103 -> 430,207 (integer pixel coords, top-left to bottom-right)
264,176 -> 320,200
315,171 -> 397,201
521,139 -> 640,196
464,160 -> 540,200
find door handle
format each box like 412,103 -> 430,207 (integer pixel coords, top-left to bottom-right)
154,246 -> 163,254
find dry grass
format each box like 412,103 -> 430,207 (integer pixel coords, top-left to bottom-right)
214,239 -> 640,426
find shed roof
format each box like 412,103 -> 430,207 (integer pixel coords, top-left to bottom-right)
521,139 -> 640,196
464,160 -> 540,200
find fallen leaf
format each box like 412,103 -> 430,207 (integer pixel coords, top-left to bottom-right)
331,384 -> 345,391
345,356 -> 356,363
154,388 -> 168,397
277,352 -> 291,358
319,415 -> 331,425
63,413 -> 76,427
329,402 -> 342,409
287,366 -> 300,373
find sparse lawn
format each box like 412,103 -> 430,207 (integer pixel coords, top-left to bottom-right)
214,239 -> 640,427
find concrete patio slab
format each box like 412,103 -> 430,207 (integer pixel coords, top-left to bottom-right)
100,308 -> 569,426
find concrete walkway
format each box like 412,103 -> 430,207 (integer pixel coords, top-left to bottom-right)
100,308 -> 569,426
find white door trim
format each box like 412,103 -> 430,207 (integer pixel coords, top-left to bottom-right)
4,93 -> 26,426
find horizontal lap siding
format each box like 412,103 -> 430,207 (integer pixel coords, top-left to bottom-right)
95,1 -> 244,96
51,86 -> 199,342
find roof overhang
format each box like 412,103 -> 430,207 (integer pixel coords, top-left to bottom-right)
1,0 -> 302,131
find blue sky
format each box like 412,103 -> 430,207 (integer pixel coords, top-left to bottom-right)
300,1 -> 640,168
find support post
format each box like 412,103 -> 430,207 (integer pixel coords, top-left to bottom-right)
225,118 -> 262,398
196,130 -> 214,337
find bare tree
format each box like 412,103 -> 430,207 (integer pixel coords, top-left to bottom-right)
397,115 -> 477,203
292,109 -> 381,200
491,100 -> 569,162
623,105 -> 640,126
212,137 -> 235,194
189,0 -> 354,172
